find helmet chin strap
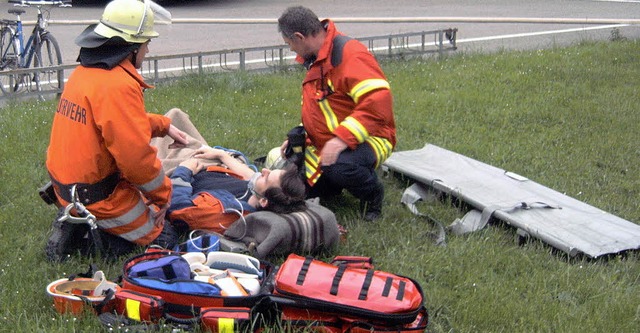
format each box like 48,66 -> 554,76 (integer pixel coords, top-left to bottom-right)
130,44 -> 142,66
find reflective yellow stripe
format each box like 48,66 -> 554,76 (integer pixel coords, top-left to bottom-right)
305,147 -> 320,177
318,99 -> 339,131
218,318 -> 235,333
366,136 -> 393,167
342,116 -> 368,143
349,79 -> 390,104
304,146 -> 322,184
125,299 -> 141,321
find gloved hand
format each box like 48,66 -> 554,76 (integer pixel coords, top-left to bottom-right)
285,125 -> 306,167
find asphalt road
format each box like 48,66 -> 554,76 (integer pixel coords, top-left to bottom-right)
1,0 -> 639,65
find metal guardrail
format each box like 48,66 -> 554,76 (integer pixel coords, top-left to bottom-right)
0,28 -> 457,101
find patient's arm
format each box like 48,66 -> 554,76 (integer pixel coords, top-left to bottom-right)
192,147 -> 255,180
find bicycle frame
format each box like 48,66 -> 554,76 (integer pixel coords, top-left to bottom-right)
7,5 -> 47,68
0,0 -> 70,97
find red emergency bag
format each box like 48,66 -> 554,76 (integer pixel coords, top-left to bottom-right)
269,254 -> 428,331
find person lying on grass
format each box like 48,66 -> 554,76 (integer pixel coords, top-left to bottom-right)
168,146 -> 306,234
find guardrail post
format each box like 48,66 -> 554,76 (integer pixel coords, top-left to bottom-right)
437,30 -> 444,58
153,59 -> 159,84
239,50 -> 246,71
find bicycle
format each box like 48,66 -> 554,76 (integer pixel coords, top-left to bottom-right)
0,0 -> 71,96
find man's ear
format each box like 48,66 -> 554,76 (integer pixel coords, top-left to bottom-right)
258,197 -> 269,208
293,32 -> 305,41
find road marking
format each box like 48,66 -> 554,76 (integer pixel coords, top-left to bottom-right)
143,24 -> 628,78
457,24 -> 627,43
593,0 -> 640,3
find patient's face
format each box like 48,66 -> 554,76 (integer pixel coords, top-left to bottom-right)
253,168 -> 283,196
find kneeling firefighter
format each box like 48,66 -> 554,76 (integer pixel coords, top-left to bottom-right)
44,0 -> 187,261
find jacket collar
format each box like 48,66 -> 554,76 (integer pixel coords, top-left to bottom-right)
296,19 -> 340,70
118,59 -> 153,90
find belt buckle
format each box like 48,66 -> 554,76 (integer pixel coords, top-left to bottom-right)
74,184 -> 94,205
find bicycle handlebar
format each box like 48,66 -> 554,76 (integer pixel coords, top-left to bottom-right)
9,0 -> 72,7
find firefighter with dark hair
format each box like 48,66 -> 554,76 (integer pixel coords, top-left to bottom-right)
277,6 -> 397,221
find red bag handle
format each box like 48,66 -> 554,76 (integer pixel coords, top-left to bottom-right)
330,256 -> 374,269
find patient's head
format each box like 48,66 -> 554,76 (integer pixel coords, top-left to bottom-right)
249,164 -> 306,214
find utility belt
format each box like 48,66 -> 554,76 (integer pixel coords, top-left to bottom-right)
49,172 -> 121,205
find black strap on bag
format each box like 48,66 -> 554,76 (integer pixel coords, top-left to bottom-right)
381,276 -> 407,300
330,265 -> 347,296
382,277 -> 393,297
99,312 -> 159,331
93,288 -> 116,314
330,265 -> 374,300
296,256 -> 314,285
163,312 -> 201,326
358,269 -> 374,300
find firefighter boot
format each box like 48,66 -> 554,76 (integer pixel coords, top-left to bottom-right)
360,182 -> 384,221
45,208 -> 90,262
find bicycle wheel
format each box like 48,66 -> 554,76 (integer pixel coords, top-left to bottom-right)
31,32 -> 63,94
0,26 -> 20,95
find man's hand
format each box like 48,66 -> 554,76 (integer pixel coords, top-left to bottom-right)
320,137 -> 347,166
192,146 -> 227,160
279,139 -> 289,158
153,203 -> 169,227
167,124 -> 188,149
179,158 -> 205,174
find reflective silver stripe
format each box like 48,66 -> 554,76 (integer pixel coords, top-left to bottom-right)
100,19 -> 140,36
138,168 -> 166,193
171,178 -> 191,188
97,198 -> 147,230
97,199 -> 152,242
119,214 -> 157,242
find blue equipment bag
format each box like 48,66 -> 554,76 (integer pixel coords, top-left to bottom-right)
128,255 -> 192,281
122,251 -> 273,318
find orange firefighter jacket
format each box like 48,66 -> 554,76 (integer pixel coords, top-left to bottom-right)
298,20 -> 396,184
46,59 -> 171,245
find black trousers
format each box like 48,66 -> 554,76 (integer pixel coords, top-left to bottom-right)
307,143 -> 382,203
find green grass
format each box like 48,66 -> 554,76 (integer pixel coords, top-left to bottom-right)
0,38 -> 638,332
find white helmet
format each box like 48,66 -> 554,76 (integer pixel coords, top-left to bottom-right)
76,0 -> 169,47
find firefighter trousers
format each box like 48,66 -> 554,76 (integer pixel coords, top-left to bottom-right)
306,143 -> 383,204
